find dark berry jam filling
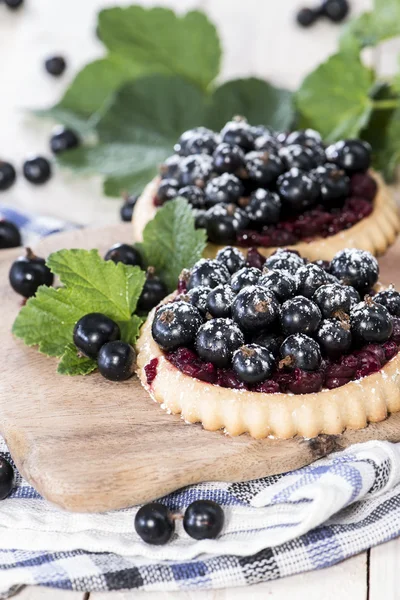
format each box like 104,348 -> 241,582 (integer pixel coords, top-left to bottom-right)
145,357 -> 159,385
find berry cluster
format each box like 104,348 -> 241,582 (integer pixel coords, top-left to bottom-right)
155,119 -> 375,248
151,246 -> 400,395
135,499 -> 224,545
297,0 -> 350,28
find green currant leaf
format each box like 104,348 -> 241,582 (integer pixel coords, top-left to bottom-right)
340,0 -> 400,51
58,344 -> 97,376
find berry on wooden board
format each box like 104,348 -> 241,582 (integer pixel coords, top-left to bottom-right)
9,247 -> 53,298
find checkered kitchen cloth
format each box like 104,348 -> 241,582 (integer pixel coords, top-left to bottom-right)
3,207 -> 400,596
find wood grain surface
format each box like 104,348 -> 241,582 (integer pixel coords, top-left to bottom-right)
1,224 -> 400,513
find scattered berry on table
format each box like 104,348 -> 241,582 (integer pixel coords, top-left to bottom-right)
49,126 -> 80,154
330,248 -> 379,294
183,500 -> 225,540
152,301 -> 203,351
233,344 -> 275,383
44,55 -> 67,77
321,0 -> 350,22
23,156 -> 52,184
196,318 -> 244,367
280,333 -> 322,371
73,313 -> 121,359
104,243 -> 143,268
135,503 -> 175,545
280,296 -> 322,336
120,194 -> 139,222
0,161 -> 16,191
9,247 -> 53,297
0,220 -> 21,249
296,6 -> 319,26
97,341 -> 136,381
137,268 -> 167,314
0,457 -> 14,501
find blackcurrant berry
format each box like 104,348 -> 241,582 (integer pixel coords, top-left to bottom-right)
325,140 -> 371,174
321,0 -> 350,22
135,502 -> 175,545
312,164 -> 350,205
264,249 -> 305,276
295,263 -> 327,298
254,134 -> 280,153
50,126 -> 80,154
252,332 -> 283,356
193,209 -> 208,230
374,286 -> 400,317
277,168 -> 320,212
137,268 -> 167,313
330,249 -> 379,294
185,285 -> 211,315
246,189 -> 281,225
259,269 -> 296,301
0,457 -> 14,500
187,258 -> 230,290
184,130 -> 218,156
232,285 -> 279,332
279,144 -> 321,171
216,246 -> 246,274
120,194 -> 139,222
9,247 -> 53,297
213,143 -> 245,174
250,124 -> 274,138
97,341 -> 136,381
285,129 -> 322,149
233,344 -> 275,383
230,266 -> 261,293
178,154 -> 213,188
220,118 -> 254,151
195,318 -> 244,367
23,156 -> 52,184
160,155 -> 181,180
152,301 -> 203,351
5,0 -> 24,9
0,161 -> 16,191
205,173 -> 243,206
175,127 -> 215,156
177,185 -> 205,209
245,151 -> 284,187
316,319 -> 352,359
280,333 -> 321,371
156,178 -> 179,204
351,299 -> 393,344
312,283 -> 353,319
296,7 -> 319,27
73,313 -> 121,359
205,204 -> 249,244
206,284 -> 235,318
0,220 -> 21,249
44,55 -> 67,77
280,296 -> 322,336
104,243 -> 143,268
183,500 -> 224,540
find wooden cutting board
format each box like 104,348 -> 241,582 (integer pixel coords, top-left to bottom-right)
2,224 -> 400,513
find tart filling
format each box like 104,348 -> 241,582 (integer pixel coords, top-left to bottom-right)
136,246 -> 400,439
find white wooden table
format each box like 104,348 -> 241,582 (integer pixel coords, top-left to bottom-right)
2,0 -> 400,598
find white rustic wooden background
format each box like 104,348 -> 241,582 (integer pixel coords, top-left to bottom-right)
2,0 -> 400,598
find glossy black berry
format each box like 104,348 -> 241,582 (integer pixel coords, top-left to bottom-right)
374,286 -> 400,317
97,341 -> 136,381
277,168 -> 319,212
213,143 -> 245,175
0,220 -> 21,249
177,185 -> 205,209
325,139 -> 371,174
137,268 -> 167,314
280,296 -> 322,336
312,283 -> 353,319
295,263 -> 327,298
160,155 -> 181,180
178,154 -> 213,188
232,285 -> 279,332
316,319 -> 352,359
259,269 -> 296,301
156,178 -> 178,204
206,284 -> 235,318
264,249 -> 305,276
23,156 -> 51,184
233,344 -> 275,383
193,209 -> 208,230
230,266 -> 261,293
50,126 -> 80,154
296,7 -> 319,26
175,127 -> 215,156
205,204 -> 249,244
254,134 -> 280,153
195,318 -> 244,367
44,56 -> 66,76
220,118 -> 254,151
0,457 -> 14,500
216,246 -> 246,274
280,333 -> 321,371
184,130 -> 218,156
104,243 -> 143,268
279,144 -> 321,171
120,194 -> 139,222
285,129 -> 322,149
247,189 -> 281,225
188,258 -> 230,291
5,0 -> 24,9
321,0 -> 350,22
135,502 -> 175,545
0,161 -> 16,191
73,313 -> 121,359
152,301 -> 203,351
351,299 -> 393,344
9,248 -> 53,297
185,286 -> 212,315
205,173 -> 243,206
312,164 -> 350,205
330,249 -> 379,294
183,500 -> 224,540
348,286 -> 361,307
252,332 -> 283,357
245,151 -> 284,187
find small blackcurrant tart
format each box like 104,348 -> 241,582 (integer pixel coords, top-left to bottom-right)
136,246 -> 400,439
133,119 -> 400,261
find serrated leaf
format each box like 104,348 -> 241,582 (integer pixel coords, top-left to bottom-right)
340,0 -> 400,50
119,315 -> 143,345
140,197 -> 206,292
206,78 -> 294,131
296,52 -> 374,141
58,344 -> 97,376
97,6 -> 221,91
374,104 -> 400,181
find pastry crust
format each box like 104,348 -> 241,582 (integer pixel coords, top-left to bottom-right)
132,172 -> 400,261
136,300 -> 400,440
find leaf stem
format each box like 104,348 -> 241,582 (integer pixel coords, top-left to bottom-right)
372,99 -> 399,110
